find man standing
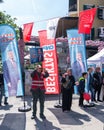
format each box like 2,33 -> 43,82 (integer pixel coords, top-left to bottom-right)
93,67 -> 103,102
31,65 -> 49,119
0,72 -> 8,106
87,67 -> 94,102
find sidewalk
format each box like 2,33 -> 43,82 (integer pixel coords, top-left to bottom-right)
0,94 -> 104,130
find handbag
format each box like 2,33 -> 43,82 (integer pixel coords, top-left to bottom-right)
83,93 -> 91,101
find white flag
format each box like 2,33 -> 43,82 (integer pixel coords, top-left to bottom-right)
47,18 -> 60,39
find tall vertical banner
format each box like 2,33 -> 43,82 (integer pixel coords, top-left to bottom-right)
38,30 -> 59,94
78,8 -> 97,34
0,24 -> 23,97
67,29 -> 87,82
47,18 -> 60,39
23,22 -> 34,42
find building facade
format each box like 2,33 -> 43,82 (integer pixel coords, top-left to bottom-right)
69,0 -> 104,40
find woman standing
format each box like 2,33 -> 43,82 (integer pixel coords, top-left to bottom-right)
61,68 -> 75,112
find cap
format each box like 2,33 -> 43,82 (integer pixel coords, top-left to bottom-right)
36,65 -> 42,69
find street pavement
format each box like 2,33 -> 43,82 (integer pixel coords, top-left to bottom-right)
0,94 -> 104,130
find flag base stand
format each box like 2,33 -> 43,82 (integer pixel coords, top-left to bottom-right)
18,105 -> 31,112
54,92 -> 62,108
18,95 -> 31,112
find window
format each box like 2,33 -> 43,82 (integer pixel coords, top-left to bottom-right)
83,4 -> 95,10
97,6 -> 104,19
85,28 -> 95,40
98,27 -> 104,38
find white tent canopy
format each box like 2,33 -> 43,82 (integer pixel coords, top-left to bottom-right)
87,48 -> 104,64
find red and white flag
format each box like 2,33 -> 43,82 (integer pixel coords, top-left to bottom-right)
47,18 -> 60,39
38,30 -> 60,94
78,8 -> 97,34
23,22 -> 34,42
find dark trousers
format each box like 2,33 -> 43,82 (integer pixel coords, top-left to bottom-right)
79,92 -> 84,106
94,84 -> 102,101
0,86 -> 3,105
31,88 -> 45,116
89,87 -> 95,101
97,84 -> 102,100
62,88 -> 73,111
0,85 -> 8,105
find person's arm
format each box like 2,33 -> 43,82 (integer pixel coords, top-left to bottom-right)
31,70 -> 36,78
42,69 -> 49,78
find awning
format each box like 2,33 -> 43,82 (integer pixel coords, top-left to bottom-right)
55,17 -> 78,38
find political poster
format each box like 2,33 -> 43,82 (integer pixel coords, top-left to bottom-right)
30,47 -> 44,63
0,24 -> 23,97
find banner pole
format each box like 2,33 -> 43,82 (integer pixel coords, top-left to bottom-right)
18,28 -> 31,112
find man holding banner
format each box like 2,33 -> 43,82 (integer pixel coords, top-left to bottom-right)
31,65 -> 49,119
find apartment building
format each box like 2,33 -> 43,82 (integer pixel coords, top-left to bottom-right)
69,0 -> 104,40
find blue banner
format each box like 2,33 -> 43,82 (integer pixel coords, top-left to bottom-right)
0,24 -> 23,97
30,47 -> 44,64
67,29 -> 87,81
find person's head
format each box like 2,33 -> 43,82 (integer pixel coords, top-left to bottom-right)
8,50 -> 14,60
38,49 -> 42,54
67,68 -> 72,76
82,72 -> 87,78
76,52 -> 82,61
36,65 -> 42,72
95,67 -> 100,72
87,67 -> 93,73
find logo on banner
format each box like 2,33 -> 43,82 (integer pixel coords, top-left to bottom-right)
43,44 -> 55,51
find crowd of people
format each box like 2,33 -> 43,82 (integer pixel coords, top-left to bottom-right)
61,66 -> 104,112
0,64 -> 104,120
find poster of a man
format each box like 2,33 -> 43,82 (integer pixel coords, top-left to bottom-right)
3,50 -> 20,96
38,48 -> 44,62
30,48 -> 44,63
71,52 -> 86,81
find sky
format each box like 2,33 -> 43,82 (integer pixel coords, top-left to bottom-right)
0,0 -> 68,35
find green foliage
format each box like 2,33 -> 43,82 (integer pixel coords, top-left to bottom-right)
0,11 -> 20,39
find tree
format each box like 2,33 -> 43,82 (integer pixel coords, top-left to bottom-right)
0,11 -> 20,39
0,0 -> 3,3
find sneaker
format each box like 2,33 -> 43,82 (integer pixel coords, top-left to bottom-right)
4,102 -> 8,105
31,115 -> 36,119
40,114 -> 46,119
98,100 -> 103,102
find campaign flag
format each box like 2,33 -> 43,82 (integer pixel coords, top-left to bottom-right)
30,47 -> 44,63
47,18 -> 60,39
67,29 -> 87,80
67,29 -> 88,92
38,30 -> 60,94
23,22 -> 34,42
78,8 -> 97,34
0,24 -> 24,97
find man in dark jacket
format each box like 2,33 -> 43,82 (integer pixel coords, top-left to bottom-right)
93,67 -> 103,102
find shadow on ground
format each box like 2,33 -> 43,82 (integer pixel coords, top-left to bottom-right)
34,118 -> 61,130
0,113 -> 26,130
48,108 -> 91,125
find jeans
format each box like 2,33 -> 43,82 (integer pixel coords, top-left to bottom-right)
31,88 -> 45,116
